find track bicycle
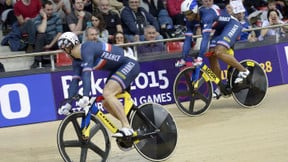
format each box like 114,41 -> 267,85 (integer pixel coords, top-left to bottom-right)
173,49 -> 268,116
57,91 -> 178,162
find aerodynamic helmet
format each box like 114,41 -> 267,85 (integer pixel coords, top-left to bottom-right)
57,32 -> 79,50
181,0 -> 198,14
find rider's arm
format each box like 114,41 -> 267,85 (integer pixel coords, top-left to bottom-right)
68,76 -> 81,97
80,48 -> 96,97
68,60 -> 83,98
182,24 -> 193,61
199,30 -> 211,58
81,68 -> 92,96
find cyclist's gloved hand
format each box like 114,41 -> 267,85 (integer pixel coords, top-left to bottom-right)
58,103 -> 72,115
77,96 -> 90,108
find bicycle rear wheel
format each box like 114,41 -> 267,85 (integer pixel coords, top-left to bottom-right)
173,67 -> 213,116
57,112 -> 111,162
230,59 -> 268,108
130,103 -> 178,161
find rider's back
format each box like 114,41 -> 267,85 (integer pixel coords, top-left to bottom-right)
199,4 -> 233,31
81,41 -> 136,71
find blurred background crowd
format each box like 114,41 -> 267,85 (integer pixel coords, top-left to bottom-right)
0,0 -> 287,68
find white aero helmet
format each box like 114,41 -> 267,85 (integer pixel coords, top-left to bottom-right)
230,0 -> 246,14
181,0 -> 198,14
58,32 -> 79,50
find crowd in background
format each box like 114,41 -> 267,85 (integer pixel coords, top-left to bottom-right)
0,0 -> 288,69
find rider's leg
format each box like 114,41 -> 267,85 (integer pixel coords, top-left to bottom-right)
102,80 -> 130,129
102,101 -> 120,120
214,45 -> 250,83
208,49 -> 223,99
208,54 -> 221,79
214,45 -> 246,72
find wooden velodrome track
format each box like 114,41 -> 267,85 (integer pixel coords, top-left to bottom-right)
1,84 -> 287,162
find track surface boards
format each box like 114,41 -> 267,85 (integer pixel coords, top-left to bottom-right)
1,85 -> 288,162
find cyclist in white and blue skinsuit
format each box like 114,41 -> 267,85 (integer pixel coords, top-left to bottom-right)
177,0 -> 250,97
57,32 -> 140,138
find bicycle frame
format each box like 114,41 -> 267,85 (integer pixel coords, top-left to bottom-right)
77,91 -> 159,141
58,92 -> 178,161
191,64 -> 231,96
191,48 -> 235,95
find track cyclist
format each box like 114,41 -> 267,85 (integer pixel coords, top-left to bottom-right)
57,32 -> 140,138
175,0 -> 250,98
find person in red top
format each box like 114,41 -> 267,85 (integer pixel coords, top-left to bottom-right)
14,0 -> 42,52
166,0 -> 185,25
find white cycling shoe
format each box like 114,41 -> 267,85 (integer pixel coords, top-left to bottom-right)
193,57 -> 203,66
112,127 -> 134,138
58,103 -> 72,115
175,59 -> 186,67
234,69 -> 250,84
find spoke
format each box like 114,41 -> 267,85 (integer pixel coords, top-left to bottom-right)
63,140 -> 82,147
80,146 -> 88,162
188,96 -> 196,113
88,142 -> 107,158
176,89 -> 190,97
71,117 -> 83,140
183,71 -> 194,90
197,77 -> 205,87
89,123 -> 102,139
195,91 -> 210,103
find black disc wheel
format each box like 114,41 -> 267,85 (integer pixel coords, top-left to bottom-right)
130,103 -> 178,161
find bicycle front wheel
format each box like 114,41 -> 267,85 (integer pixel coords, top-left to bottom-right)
57,112 -> 111,162
173,67 -> 213,116
130,103 -> 178,161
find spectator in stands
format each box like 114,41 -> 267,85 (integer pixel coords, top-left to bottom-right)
31,1 -> 63,68
89,13 -> 109,42
137,25 -> 165,56
91,0 -> 123,14
140,0 -> 174,38
0,0 -> 17,35
166,0 -> 185,25
214,0 -> 229,9
243,0 -> 267,15
261,0 -> 283,21
50,0 -> 72,32
83,0 -> 93,13
66,0 -> 92,42
0,61 -> 5,72
114,31 -> 137,60
226,3 -> 257,42
247,10 -> 263,37
84,26 -> 99,42
279,0 -> 288,19
258,9 -> 287,41
98,0 -> 123,43
81,0 -> 99,15
14,0 -> 42,53
110,0 -> 124,12
121,0 -> 161,42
